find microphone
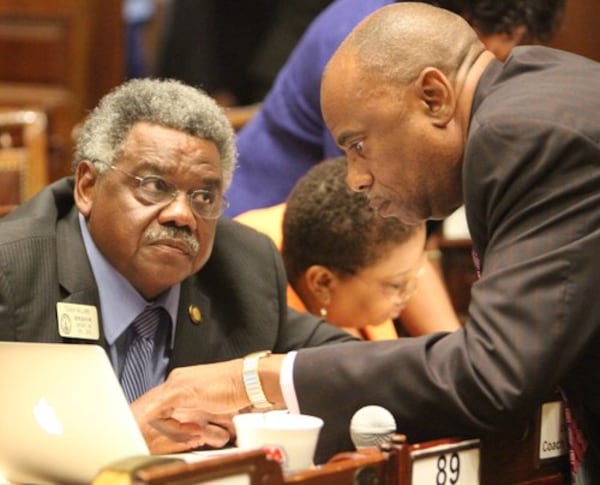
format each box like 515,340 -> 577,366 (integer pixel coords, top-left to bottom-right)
350,405 -> 397,449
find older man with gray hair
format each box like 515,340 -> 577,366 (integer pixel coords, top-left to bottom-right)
0,78 -> 353,453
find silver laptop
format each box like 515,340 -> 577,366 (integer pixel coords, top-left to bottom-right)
0,341 -> 150,484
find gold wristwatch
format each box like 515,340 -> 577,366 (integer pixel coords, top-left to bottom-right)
242,350 -> 274,409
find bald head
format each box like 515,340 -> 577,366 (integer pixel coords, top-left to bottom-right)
325,2 -> 485,87
320,2 -> 497,224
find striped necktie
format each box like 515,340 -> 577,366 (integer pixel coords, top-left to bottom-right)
121,305 -> 168,403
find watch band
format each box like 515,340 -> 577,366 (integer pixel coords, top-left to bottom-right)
242,350 -> 274,409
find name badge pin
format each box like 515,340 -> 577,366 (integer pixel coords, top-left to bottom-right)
56,302 -> 100,340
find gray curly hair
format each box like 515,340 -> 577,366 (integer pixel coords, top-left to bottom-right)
73,78 -> 237,189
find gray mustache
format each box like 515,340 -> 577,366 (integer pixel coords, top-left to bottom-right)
143,226 -> 200,254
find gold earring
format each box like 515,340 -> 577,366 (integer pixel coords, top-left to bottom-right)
320,307 -> 328,318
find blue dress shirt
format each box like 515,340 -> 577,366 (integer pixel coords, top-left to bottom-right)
78,213 -> 179,389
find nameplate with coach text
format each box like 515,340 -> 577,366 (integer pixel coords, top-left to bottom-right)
538,400 -> 567,461
410,438 -> 480,484
56,303 -> 100,340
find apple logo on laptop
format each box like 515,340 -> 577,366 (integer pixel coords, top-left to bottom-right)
33,397 -> 63,436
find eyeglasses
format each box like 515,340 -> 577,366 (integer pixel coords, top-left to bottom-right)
94,161 -> 229,220
379,266 -> 424,302
356,265 -> 424,304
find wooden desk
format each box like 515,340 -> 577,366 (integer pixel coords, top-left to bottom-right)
93,445 -> 400,485
480,396 -> 569,485
94,412 -> 569,485
94,449 -> 285,485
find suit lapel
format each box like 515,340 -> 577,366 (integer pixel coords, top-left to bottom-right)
56,207 -> 107,347
169,277 -> 212,370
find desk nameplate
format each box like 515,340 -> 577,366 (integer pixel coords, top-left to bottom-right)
538,400 -> 568,462
410,438 -> 480,484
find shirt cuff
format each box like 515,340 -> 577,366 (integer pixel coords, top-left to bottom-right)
280,351 -> 300,413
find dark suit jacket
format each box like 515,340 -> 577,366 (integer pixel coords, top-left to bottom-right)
292,46 -> 600,468
0,177 -> 353,382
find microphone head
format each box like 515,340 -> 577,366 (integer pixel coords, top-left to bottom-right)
350,405 -> 397,449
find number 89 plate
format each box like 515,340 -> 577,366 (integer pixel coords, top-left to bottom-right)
410,438 -> 480,484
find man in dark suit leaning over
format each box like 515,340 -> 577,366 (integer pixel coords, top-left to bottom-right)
0,79 -> 354,453
145,3 -> 600,481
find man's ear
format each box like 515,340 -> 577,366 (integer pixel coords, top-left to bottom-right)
414,67 -> 455,127
73,160 -> 99,217
304,265 -> 337,306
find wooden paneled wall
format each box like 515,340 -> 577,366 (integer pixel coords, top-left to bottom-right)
0,0 -> 124,181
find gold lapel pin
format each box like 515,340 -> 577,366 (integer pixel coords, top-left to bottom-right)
188,305 -> 203,324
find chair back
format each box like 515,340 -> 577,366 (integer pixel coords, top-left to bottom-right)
0,109 -> 49,207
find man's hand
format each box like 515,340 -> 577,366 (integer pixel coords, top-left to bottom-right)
143,355 -> 286,441
142,359 -> 249,445
131,385 -> 235,454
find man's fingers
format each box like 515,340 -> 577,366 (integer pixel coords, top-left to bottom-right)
149,419 -> 232,450
151,416 -> 203,439
202,423 -> 233,448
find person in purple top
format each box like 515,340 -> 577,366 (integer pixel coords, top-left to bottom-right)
226,0 -> 565,217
